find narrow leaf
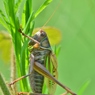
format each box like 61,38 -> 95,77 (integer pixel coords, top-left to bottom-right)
15,0 -> 22,13
0,17 -> 10,32
34,0 -> 53,18
78,80 -> 91,95
23,12 -> 34,34
0,73 -> 11,95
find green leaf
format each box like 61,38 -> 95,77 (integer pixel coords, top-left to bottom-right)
15,0 -> 26,24
0,9 -> 10,32
23,12 -> 34,34
53,45 -> 61,56
25,0 -> 32,22
15,0 -> 23,13
34,0 -> 53,18
0,17 -> 10,32
0,73 -> 11,95
0,10 -> 8,23
78,80 -> 91,95
2,0 -> 9,17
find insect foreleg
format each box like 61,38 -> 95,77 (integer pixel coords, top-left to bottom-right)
9,54 -> 34,86
9,74 -> 30,86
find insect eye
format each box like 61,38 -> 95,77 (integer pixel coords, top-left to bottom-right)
41,32 -> 45,37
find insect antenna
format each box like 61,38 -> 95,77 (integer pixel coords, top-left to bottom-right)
18,29 -> 40,45
41,0 -> 62,29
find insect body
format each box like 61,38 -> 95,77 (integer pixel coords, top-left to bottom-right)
9,29 -> 76,95
17,29 -> 76,95
28,30 -> 55,94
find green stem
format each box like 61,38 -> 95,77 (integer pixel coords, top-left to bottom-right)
0,73 -> 11,95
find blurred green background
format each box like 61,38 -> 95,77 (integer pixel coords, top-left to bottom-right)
0,0 -> 95,95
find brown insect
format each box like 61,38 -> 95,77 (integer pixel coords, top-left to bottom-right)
9,29 -> 76,95
9,0 -> 77,95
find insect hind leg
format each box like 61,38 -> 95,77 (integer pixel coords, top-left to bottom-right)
61,91 -> 69,95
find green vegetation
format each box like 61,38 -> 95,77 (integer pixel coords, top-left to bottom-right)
0,0 -> 95,95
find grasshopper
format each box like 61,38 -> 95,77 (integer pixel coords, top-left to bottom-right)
9,29 -> 77,95
9,0 -> 76,95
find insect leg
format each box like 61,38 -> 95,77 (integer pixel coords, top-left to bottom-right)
50,52 -> 76,95
33,62 -> 77,95
9,74 -> 30,86
9,54 -> 34,86
29,54 -> 35,73
8,74 -> 30,95
61,91 -> 69,95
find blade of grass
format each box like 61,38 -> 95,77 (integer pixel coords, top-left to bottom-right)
23,12 -> 34,34
0,73 -> 11,95
2,0 -> 10,18
54,45 -> 61,56
0,5 -> 11,31
0,17 -> 10,32
15,0 -> 26,24
15,0 -> 23,13
24,0 -> 33,34
8,0 -> 15,23
78,80 -> 91,95
23,0 -> 53,34
34,0 -> 53,18
25,0 -> 32,23
0,10 -> 9,25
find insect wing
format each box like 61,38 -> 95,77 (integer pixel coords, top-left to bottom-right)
50,52 -> 58,69
46,53 -> 58,95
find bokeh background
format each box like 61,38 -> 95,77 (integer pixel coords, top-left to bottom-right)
0,0 -> 95,95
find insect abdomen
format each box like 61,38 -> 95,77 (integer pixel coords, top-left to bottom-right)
29,70 -> 44,93
29,56 -> 46,93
